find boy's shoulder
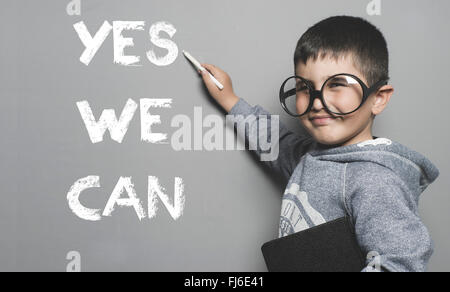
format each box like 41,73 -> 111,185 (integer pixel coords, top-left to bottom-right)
345,159 -> 406,192
310,137 -> 439,196
340,137 -> 441,215
343,160 -> 421,216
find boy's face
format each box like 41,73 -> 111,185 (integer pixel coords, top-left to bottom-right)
295,52 -> 392,147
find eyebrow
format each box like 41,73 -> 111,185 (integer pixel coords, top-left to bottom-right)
300,75 -> 333,83
296,75 -> 334,89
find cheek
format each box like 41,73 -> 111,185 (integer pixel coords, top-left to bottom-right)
297,98 -> 309,110
299,117 -> 311,129
335,110 -> 369,133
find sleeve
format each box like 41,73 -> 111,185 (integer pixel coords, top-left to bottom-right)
228,97 -> 313,181
345,171 -> 434,272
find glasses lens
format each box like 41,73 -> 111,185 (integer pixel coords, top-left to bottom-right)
323,75 -> 364,115
281,77 -> 311,116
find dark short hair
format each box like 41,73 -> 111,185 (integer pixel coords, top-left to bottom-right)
294,15 -> 389,87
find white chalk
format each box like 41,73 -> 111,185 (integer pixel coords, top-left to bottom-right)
183,50 -> 224,90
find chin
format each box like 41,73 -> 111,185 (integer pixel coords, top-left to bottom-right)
312,132 -> 344,146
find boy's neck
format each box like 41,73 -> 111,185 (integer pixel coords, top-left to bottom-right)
340,134 -> 375,147
315,135 -> 376,150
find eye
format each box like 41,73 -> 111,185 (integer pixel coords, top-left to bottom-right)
328,82 -> 346,88
296,82 -> 309,92
296,86 -> 308,92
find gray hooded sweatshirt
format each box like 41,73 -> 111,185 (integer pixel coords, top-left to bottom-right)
229,97 -> 440,272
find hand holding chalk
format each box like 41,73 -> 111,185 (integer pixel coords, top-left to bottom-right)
183,50 -> 224,90
198,63 -> 240,113
182,50 -> 239,112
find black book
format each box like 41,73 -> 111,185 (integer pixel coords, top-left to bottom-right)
261,216 -> 366,272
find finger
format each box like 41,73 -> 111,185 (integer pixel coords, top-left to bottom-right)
201,63 -> 219,75
199,67 -> 216,90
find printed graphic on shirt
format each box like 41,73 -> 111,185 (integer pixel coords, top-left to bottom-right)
279,183 -> 326,238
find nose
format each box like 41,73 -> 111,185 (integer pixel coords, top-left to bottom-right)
310,90 -> 325,111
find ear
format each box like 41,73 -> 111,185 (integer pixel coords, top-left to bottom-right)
371,85 -> 394,116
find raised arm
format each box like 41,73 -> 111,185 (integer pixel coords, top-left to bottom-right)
198,63 -> 313,180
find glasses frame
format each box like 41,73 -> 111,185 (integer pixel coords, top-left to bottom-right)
279,73 -> 389,117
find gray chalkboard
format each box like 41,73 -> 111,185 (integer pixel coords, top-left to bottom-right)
1,0 -> 449,271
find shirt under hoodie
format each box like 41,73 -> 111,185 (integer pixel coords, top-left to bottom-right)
229,97 -> 440,272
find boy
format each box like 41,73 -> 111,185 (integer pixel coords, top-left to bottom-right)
198,16 -> 440,272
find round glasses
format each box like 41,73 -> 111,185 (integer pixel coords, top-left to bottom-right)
279,73 -> 389,117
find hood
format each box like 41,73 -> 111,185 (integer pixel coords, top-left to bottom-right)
307,137 -> 440,195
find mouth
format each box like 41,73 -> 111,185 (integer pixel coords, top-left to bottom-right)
310,116 -> 337,126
